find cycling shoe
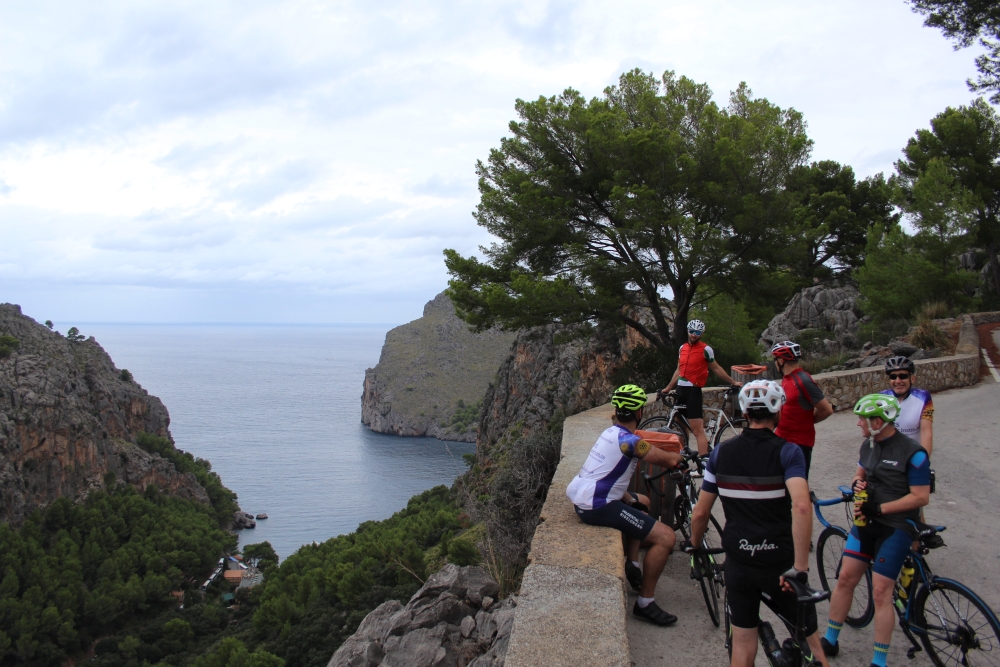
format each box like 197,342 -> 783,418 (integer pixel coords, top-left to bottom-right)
820,637 -> 839,657
633,600 -> 678,626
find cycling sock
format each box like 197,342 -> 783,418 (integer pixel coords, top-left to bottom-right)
631,560 -> 641,569
872,641 -> 890,667
824,619 -> 843,646
637,596 -> 654,608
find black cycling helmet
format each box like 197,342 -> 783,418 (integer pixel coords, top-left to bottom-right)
884,356 -> 915,375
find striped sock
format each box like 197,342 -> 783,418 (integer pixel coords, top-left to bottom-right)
824,619 -> 843,647
872,641 -> 890,667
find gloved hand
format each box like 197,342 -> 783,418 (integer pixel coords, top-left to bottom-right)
781,566 -> 809,584
632,500 -> 649,514
679,539 -> 697,554
860,500 -> 882,519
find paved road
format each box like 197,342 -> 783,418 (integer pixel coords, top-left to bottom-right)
628,378 -> 1000,666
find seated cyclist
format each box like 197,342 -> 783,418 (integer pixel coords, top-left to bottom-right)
659,319 -> 742,455
566,384 -> 684,626
684,380 -> 829,667
820,394 -> 931,667
880,356 -> 933,455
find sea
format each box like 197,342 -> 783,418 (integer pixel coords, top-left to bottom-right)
82,323 -> 476,562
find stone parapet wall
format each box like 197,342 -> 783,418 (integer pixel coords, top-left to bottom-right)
971,311 -> 1000,325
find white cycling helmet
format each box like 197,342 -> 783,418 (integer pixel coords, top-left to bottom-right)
687,319 -> 706,335
738,380 -> 786,414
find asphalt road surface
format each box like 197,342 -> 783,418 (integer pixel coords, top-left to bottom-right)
628,378 -> 1000,667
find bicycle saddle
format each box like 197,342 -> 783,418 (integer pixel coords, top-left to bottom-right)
907,519 -> 947,548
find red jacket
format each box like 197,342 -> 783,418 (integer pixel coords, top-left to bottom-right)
678,341 -> 710,387
775,368 -> 825,447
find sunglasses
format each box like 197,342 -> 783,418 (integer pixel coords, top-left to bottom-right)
888,373 -> 911,380
688,331 -> 701,336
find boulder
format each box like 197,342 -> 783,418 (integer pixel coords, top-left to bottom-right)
759,285 -> 862,350
888,341 -> 919,357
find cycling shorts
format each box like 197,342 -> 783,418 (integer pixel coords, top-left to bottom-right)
675,385 -> 703,420
574,492 -> 656,541
724,559 -> 818,634
843,522 -> 912,580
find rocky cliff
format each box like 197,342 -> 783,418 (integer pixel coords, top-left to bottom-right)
362,292 -> 517,442
0,303 -> 210,525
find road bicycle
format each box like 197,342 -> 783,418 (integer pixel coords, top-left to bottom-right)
638,385 -> 746,453
813,487 -> 1000,667
812,486 -> 875,627
723,568 -> 831,667
642,448 -> 726,626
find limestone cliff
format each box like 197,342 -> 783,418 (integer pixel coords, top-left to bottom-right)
361,292 -> 517,442
0,303 -> 210,525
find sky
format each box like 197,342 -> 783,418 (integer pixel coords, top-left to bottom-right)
0,0 -> 985,325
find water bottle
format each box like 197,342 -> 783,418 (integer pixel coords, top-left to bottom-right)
758,622 -> 784,666
781,638 -> 801,666
853,489 -> 868,527
898,563 -> 915,599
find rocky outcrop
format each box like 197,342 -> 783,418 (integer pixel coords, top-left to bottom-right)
328,564 -> 513,667
0,303 -> 210,525
362,292 -> 517,442
759,285 -> 863,350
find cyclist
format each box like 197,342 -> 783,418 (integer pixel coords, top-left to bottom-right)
660,319 -> 742,455
684,380 -> 829,667
819,394 -> 931,667
880,356 -> 933,455
771,341 -> 833,478
566,384 -> 684,626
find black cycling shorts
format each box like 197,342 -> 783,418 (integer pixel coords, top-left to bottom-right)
724,559 -> 818,634
574,493 -> 656,542
675,385 -> 703,420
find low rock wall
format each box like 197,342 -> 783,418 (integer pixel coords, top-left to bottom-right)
971,311 -> 1000,325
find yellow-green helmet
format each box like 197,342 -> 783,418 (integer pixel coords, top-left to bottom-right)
853,394 -> 900,422
612,384 -> 647,411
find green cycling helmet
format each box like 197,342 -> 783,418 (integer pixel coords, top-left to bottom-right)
611,384 -> 647,411
853,394 -> 900,422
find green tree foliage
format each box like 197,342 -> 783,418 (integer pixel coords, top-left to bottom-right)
785,161 -> 897,280
136,432 -> 239,525
445,69 -> 812,350
896,98 -> 1000,298
0,487 -> 235,666
242,543 -> 279,572
0,335 -> 18,359
689,294 -> 762,375
66,327 -> 85,343
192,638 -> 283,667
909,0 -> 1000,102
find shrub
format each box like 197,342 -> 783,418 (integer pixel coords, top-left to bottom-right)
120,368 -> 133,383
0,334 -> 19,359
909,320 -> 950,351
44,320 -> 54,330
917,301 -> 950,321
66,326 -> 85,342
446,539 -> 480,566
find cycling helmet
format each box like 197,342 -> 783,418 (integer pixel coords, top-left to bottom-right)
611,384 -> 647,411
854,393 -> 901,445
884,356 -> 915,375
738,380 -> 786,414
770,340 -> 802,361
687,319 -> 706,335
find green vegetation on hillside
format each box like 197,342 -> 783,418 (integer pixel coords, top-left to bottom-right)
0,335 -> 18,359
0,486 -> 236,666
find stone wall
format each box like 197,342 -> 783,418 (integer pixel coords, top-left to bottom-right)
972,311 -> 1000,325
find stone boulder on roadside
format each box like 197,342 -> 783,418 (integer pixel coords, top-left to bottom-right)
327,564 -> 513,667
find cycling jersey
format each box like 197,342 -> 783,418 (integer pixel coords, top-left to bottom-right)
857,432 -> 930,531
678,342 -> 714,387
775,368 -> 824,447
566,425 -> 647,510
702,428 -> 807,568
880,388 -> 933,439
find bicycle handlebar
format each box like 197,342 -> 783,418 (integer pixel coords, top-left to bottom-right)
785,577 -> 832,604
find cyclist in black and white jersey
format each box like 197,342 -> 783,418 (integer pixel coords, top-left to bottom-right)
684,380 -> 829,667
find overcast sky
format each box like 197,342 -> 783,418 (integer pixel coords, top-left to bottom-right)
0,0 -> 984,325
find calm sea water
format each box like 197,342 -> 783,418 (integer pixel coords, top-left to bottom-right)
82,324 -> 475,562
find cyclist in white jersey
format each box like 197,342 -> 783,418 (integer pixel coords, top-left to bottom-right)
880,356 -> 933,455
567,384 -> 683,625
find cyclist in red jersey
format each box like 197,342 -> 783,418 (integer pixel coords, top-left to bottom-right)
771,341 -> 833,478
660,319 -> 742,455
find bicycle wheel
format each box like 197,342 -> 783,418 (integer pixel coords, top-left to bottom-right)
713,417 -> 747,448
816,526 -> 873,628
915,578 -> 1000,667
673,493 -> 691,538
695,552 -> 721,626
724,587 -> 733,660
637,415 -> 673,430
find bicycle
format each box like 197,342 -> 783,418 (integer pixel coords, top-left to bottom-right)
813,488 -> 1000,667
642,448 -> 726,626
812,486 -> 875,627
639,385 -> 747,453
722,569 -> 831,667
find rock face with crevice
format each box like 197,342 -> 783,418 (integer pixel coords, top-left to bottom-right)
0,303 -> 210,525
361,292 -> 517,442
328,564 -> 513,667
759,285 -> 863,350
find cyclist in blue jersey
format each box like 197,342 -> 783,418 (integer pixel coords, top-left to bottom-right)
566,384 -> 684,625
820,394 -> 931,667
880,356 -> 934,455
684,380 -> 829,667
